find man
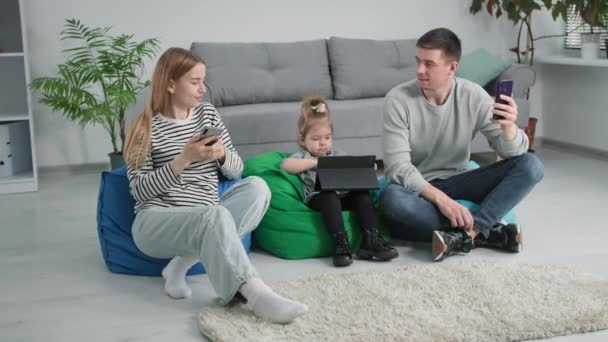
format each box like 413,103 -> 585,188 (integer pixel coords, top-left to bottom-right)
380,28 -> 543,262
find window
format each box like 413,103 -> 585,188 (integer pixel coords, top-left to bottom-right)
564,5 -> 608,50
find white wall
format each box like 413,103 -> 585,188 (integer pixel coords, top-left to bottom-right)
528,11 -> 608,153
527,10 -> 567,143
25,0 -> 542,167
540,64 -> 608,151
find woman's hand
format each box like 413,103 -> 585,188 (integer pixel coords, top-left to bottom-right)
208,139 -> 226,164
183,135 -> 222,162
171,135 -> 224,175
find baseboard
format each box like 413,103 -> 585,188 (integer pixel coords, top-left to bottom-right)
39,162 -> 110,176
538,137 -> 608,160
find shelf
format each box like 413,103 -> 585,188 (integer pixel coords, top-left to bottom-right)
0,52 -> 24,57
0,0 -> 24,54
0,170 -> 33,184
0,113 -> 29,122
0,170 -> 36,194
0,56 -> 28,114
0,120 -> 34,193
0,0 -> 37,195
536,51 -> 608,68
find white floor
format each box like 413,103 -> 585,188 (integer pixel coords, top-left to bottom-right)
1,145 -> 607,342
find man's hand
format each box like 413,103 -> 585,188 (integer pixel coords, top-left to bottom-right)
421,184 -> 474,231
436,196 -> 474,231
492,94 -> 519,141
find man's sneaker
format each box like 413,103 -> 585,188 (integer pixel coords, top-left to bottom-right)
431,229 -> 474,262
475,223 -> 522,253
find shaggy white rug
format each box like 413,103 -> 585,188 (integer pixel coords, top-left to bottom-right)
198,260 -> 608,342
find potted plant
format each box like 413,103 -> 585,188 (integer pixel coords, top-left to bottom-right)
561,0 -> 608,58
469,1 -> 563,151
469,0 -> 575,65
30,19 -> 160,169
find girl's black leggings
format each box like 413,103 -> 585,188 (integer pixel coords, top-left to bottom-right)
308,190 -> 378,235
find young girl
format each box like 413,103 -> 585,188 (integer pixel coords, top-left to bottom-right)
281,96 -> 398,267
124,47 -> 307,323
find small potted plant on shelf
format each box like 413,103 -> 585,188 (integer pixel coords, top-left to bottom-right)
564,0 -> 608,58
30,19 -> 160,169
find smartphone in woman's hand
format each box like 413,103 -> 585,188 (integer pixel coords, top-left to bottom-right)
198,126 -> 222,145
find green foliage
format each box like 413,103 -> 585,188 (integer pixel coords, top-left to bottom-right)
469,1 -> 555,65
469,0 -> 608,64
30,19 -> 160,154
556,0 -> 608,31
469,0 -> 548,23
470,0 -> 608,32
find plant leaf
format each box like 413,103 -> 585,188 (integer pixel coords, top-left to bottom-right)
30,18 -> 160,152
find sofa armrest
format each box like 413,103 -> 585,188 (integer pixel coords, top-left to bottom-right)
486,64 -> 536,99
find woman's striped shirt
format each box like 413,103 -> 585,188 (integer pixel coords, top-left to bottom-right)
127,103 -> 243,213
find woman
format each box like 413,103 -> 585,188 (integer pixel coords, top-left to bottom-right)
124,47 -> 307,324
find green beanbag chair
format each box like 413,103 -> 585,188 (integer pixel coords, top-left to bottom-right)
243,151 -> 385,260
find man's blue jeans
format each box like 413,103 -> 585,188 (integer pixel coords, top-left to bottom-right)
380,153 -> 544,242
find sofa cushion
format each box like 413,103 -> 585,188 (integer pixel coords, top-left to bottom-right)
328,37 -> 417,100
234,138 -> 384,161
220,102 -> 300,146
220,98 -> 385,146
191,40 -> 333,107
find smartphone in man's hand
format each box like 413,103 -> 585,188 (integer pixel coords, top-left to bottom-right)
493,79 -> 513,120
198,126 -> 222,146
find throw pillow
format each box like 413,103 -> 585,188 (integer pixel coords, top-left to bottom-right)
456,48 -> 512,86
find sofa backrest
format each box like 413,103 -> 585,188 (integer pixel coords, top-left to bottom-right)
190,40 -> 333,107
328,37 -> 417,100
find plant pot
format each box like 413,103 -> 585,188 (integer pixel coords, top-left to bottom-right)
580,33 -> 601,59
524,117 -> 538,153
109,152 -> 125,170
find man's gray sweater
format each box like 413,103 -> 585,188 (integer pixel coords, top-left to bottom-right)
383,77 -> 528,194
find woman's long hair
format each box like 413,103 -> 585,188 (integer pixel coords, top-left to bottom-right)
124,47 -> 205,170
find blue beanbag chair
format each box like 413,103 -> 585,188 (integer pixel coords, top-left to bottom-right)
378,160 -> 516,224
96,166 -> 251,276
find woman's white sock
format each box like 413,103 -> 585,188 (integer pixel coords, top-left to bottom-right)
161,256 -> 199,299
239,278 -> 308,324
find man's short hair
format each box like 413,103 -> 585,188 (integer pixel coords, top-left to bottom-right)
416,28 -> 462,62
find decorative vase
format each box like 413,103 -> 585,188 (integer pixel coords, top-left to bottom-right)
525,117 -> 538,153
580,33 -> 601,59
108,153 -> 125,170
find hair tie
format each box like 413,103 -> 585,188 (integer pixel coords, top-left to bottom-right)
311,103 -> 326,113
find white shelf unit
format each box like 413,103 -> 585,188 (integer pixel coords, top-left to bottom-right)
536,51 -> 608,68
0,0 -> 38,194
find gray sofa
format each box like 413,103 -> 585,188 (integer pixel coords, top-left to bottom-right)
190,37 -> 534,159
